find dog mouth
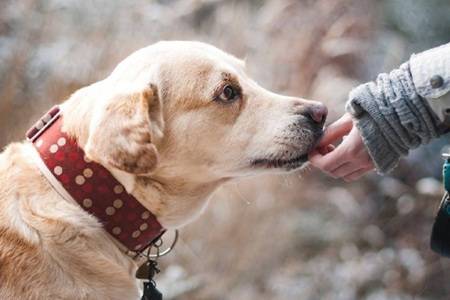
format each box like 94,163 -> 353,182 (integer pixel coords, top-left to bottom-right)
251,128 -> 323,171
251,153 -> 309,171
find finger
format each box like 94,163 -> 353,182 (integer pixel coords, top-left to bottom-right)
317,144 -> 335,155
308,145 -> 334,161
317,114 -> 353,147
309,145 -> 348,172
343,167 -> 373,182
329,162 -> 362,178
308,150 -> 324,166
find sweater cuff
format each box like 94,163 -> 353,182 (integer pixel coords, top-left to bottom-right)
345,62 -> 441,174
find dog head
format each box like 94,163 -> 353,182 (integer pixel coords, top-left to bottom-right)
64,41 -> 326,226
82,42 -> 326,179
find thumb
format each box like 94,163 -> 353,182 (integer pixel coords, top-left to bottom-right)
317,113 -> 353,147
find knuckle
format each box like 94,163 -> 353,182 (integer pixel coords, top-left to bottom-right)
324,165 -> 337,173
334,170 -> 347,179
325,170 -> 338,178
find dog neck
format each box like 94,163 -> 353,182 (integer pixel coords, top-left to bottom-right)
133,174 -> 226,228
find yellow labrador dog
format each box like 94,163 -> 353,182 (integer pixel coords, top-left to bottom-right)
0,41 -> 326,299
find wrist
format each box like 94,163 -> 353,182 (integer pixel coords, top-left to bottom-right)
351,114 -> 400,174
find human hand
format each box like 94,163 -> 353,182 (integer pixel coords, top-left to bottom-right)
309,113 -> 375,182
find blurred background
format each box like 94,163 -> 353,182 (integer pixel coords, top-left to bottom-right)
1,0 -> 450,299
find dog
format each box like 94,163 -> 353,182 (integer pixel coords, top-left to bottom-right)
0,41 -> 326,299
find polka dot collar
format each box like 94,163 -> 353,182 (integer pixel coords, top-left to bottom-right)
27,106 -> 164,254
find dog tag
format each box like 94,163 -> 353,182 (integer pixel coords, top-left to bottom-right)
136,262 -> 151,280
137,260 -> 160,278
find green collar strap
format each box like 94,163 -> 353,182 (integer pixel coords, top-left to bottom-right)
444,153 -> 450,193
430,153 -> 450,257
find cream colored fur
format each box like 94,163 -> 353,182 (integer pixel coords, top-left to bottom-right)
0,41 -> 324,299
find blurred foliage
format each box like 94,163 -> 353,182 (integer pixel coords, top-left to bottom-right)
1,0 -> 450,299
383,0 -> 450,50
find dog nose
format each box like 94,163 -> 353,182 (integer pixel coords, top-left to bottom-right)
305,104 -> 328,125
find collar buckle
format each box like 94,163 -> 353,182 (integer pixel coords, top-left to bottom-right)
131,230 -> 179,260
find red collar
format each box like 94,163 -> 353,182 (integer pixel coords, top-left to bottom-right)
26,106 -> 164,254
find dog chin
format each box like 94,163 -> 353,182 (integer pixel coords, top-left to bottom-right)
251,135 -> 322,172
251,153 -> 309,171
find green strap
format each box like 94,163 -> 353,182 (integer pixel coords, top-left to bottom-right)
444,158 -> 450,193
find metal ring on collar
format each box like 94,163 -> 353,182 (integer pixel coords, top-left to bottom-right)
148,230 -> 179,258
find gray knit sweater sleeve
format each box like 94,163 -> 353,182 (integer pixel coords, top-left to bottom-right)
345,62 -> 443,174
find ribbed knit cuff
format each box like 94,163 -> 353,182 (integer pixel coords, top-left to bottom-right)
346,89 -> 401,174
345,62 -> 441,174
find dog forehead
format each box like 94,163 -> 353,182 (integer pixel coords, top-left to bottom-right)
132,42 -> 244,74
159,41 -> 244,66
109,41 -> 246,90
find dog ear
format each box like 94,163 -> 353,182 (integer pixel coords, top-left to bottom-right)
85,84 -> 163,175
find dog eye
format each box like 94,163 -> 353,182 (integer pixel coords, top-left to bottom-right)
217,85 -> 239,103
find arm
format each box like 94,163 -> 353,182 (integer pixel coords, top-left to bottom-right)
310,43 -> 450,178
410,43 -> 450,124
